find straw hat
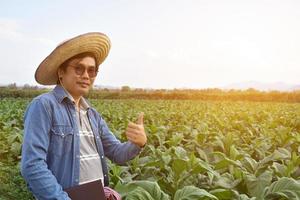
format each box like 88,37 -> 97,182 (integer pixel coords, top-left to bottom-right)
35,32 -> 111,85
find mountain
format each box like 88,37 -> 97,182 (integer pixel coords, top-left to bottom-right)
223,81 -> 300,91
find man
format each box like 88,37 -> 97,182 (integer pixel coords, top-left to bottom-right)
21,32 -> 147,200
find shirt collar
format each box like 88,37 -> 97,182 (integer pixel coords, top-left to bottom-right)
53,85 -> 91,110
79,97 -> 90,110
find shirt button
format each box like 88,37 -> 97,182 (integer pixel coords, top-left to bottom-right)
96,136 -> 99,139
104,174 -> 107,177
101,155 -> 104,159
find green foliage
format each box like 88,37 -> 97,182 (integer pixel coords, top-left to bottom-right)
0,162 -> 34,200
263,177 -> 300,200
173,186 -> 218,200
0,98 -> 300,199
115,180 -> 170,200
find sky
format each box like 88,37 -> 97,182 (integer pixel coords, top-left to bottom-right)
0,0 -> 299,89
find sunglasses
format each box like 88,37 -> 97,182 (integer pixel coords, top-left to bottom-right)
69,64 -> 98,78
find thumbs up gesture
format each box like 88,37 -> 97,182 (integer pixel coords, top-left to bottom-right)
126,112 -> 147,148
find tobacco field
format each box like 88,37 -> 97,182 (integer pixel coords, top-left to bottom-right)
0,98 -> 300,199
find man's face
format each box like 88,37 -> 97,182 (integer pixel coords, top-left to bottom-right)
58,56 -> 97,99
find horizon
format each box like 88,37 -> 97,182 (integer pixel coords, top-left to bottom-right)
1,1 -> 300,89
1,80 -> 299,92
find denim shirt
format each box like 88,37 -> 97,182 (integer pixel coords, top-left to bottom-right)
21,85 -> 141,200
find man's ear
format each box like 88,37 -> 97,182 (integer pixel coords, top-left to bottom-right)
57,68 -> 63,78
57,68 -> 65,84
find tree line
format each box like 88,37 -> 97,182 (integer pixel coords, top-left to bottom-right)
0,85 -> 299,102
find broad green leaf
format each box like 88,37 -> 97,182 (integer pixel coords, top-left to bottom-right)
215,173 -> 241,189
272,162 -> 289,177
174,186 -> 218,200
246,170 -> 273,199
214,158 -> 241,170
126,186 -> 156,200
172,158 -> 188,177
191,159 -> 216,175
162,154 -> 172,165
261,148 -> 291,165
238,194 -> 257,200
138,156 -> 152,165
10,142 -> 21,156
115,180 -> 170,200
196,147 -> 209,162
243,157 -> 258,173
263,177 -> 300,200
229,145 -> 240,160
173,146 -> 188,159
167,133 -> 183,146
209,188 -> 237,200
211,151 -> 241,170
223,132 -> 234,155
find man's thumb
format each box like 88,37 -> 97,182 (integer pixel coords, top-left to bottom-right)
137,112 -> 144,125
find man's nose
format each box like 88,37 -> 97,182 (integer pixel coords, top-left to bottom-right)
81,68 -> 90,78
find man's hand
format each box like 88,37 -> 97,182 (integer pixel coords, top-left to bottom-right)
125,112 -> 147,148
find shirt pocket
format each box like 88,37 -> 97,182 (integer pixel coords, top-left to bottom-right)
49,125 -> 74,157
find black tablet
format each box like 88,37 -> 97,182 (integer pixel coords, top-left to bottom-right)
65,179 -> 106,200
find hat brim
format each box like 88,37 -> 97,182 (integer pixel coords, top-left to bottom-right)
35,32 -> 111,85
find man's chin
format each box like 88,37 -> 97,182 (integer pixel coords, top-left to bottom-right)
80,88 -> 90,95
74,87 -> 90,97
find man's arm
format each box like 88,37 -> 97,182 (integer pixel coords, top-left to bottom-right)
98,114 -> 142,165
21,99 -> 70,200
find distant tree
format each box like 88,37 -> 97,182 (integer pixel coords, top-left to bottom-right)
246,88 -> 257,92
8,83 -> 17,89
134,88 -> 144,92
121,86 -> 131,92
23,84 -> 31,89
